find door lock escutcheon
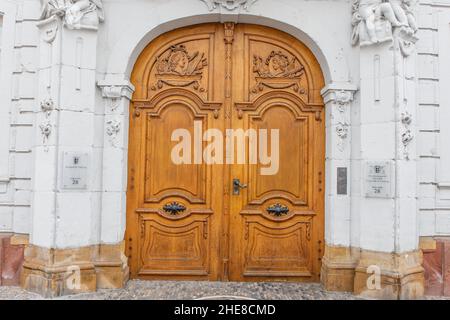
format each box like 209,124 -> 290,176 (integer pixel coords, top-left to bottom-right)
233,179 -> 247,195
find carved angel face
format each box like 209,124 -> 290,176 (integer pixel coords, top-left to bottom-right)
169,51 -> 189,75
268,53 -> 289,75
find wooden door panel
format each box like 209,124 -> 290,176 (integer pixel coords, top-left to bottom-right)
127,24 -> 224,280
132,104 -> 219,278
138,216 -> 210,276
144,103 -> 207,204
247,103 -> 310,206
228,24 -> 325,282
242,217 -> 313,277
235,100 -> 317,279
127,23 -> 325,282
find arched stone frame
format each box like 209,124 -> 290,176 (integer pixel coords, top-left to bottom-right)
96,0 -> 358,286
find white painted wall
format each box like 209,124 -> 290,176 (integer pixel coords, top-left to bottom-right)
417,0 -> 450,236
0,0 -> 16,232
0,0 -> 39,234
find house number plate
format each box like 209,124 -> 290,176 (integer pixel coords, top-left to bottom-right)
365,161 -> 392,198
62,152 -> 88,190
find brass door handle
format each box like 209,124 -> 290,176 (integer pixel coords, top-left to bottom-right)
233,179 -> 247,195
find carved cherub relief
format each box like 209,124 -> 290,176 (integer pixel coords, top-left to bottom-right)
65,0 -> 104,29
40,0 -> 104,30
151,44 -> 208,92
352,0 -> 418,47
253,51 -> 304,78
40,0 -> 67,19
251,50 -> 306,97
156,45 -> 207,76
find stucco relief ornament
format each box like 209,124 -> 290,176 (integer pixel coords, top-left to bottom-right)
106,119 -> 121,147
39,120 -> 53,144
39,97 -> 56,145
401,111 -> 414,159
40,0 -> 104,30
335,90 -> 354,112
102,86 -> 122,111
401,129 -> 413,158
401,110 -> 412,126
201,0 -> 258,11
351,0 -> 418,54
40,97 -> 55,115
336,122 -> 350,152
40,0 -> 66,19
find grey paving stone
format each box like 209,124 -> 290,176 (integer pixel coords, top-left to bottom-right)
0,280 -> 449,300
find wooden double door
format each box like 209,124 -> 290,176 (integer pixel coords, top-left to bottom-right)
126,23 -> 325,282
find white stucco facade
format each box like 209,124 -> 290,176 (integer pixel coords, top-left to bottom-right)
1,0 -> 450,296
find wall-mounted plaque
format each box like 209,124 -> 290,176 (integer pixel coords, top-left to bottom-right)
62,152 -> 88,190
365,161 -> 392,198
337,167 -> 348,195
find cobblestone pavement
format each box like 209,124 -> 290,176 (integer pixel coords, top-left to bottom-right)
0,280 -> 449,300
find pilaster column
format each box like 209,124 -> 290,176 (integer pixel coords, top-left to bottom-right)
320,84 -> 358,292
352,29 -> 423,299
21,2 -> 125,297
335,0 -> 425,299
97,78 -> 134,244
23,14 -> 98,297
95,79 -> 134,289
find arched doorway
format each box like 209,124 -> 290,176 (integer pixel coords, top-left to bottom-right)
126,23 -> 325,282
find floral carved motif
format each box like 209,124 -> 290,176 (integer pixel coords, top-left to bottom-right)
321,87 -> 356,152
39,97 -> 55,145
336,122 -> 349,139
106,118 -> 121,147
40,97 -> 55,114
151,45 -> 208,92
401,111 -> 414,159
251,51 -> 306,96
335,91 -> 354,112
336,122 -> 350,152
39,120 -> 53,143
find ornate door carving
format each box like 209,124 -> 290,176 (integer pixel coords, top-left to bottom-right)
126,23 -> 325,281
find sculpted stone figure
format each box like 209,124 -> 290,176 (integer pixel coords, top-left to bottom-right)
352,0 -> 418,46
40,0 -> 67,20
402,0 -> 418,32
40,0 -> 104,29
65,0 -> 104,29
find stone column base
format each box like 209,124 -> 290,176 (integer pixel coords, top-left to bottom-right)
94,242 -> 129,289
320,245 -> 358,292
321,245 -> 425,299
354,249 -> 424,300
21,243 -> 129,298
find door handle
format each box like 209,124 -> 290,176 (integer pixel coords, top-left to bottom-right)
233,179 -> 247,195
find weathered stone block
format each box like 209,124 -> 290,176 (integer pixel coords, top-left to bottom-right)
354,249 -> 424,299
